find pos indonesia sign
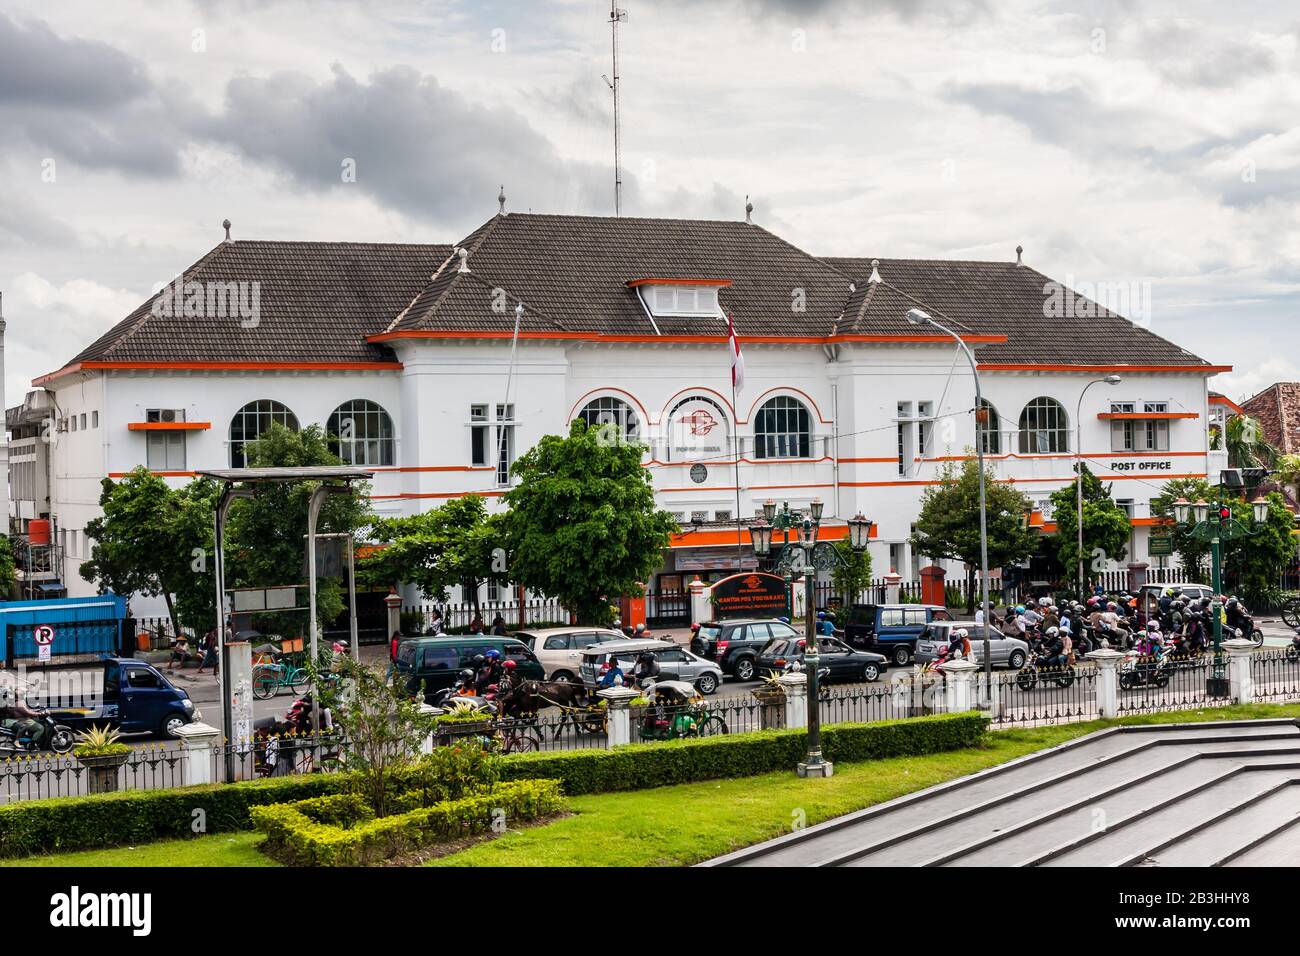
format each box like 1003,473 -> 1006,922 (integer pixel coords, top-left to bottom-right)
711,573 -> 788,619
34,624 -> 56,662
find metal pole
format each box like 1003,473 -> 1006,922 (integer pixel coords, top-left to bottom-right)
306,486 -> 330,736
213,489 -> 230,783
923,315 -> 993,695
347,532 -> 359,659
802,552 -> 825,770
1209,523 -> 1226,696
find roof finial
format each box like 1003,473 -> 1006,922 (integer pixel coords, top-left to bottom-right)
868,258 -> 882,284
1015,244 -> 1024,266
222,219 -> 233,243
457,246 -> 471,274
498,185 -> 506,215
744,195 -> 753,224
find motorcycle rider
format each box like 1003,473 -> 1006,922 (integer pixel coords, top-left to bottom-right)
0,687 -> 49,750
631,650 -> 661,690
474,650 -> 504,695
1225,597 -> 1253,641
1040,627 -> 1067,669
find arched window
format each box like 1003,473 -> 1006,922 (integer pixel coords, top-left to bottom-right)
578,396 -> 641,444
977,399 -> 1001,455
1018,397 -> 1069,454
754,396 -> 812,459
229,399 -> 299,467
328,399 -> 395,466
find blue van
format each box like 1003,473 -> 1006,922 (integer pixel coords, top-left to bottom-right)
49,658 -> 198,739
842,604 -> 951,666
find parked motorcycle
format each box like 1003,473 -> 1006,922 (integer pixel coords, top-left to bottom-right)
1286,629 -> 1300,664
0,706 -> 75,755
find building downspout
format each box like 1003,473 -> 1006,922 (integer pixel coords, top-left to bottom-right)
831,380 -> 840,519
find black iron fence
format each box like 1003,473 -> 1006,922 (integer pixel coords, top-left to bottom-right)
987,664 -> 1099,728
1250,647 -> 1300,703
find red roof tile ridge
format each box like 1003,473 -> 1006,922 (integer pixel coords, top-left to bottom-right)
384,246 -> 459,334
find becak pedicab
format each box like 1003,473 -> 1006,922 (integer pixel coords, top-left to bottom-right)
635,679 -> 727,741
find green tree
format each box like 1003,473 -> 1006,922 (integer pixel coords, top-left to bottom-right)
360,495 -> 507,614
1226,414 -> 1278,469
1150,476 -> 1216,576
1221,493 -> 1295,604
830,538 -> 873,604
0,536 -> 16,596
1048,463 -> 1131,591
81,469 -> 216,634
225,424 -> 371,635
909,457 -> 1038,611
500,419 -> 677,625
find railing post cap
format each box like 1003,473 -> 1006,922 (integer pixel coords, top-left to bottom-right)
937,658 -> 979,673
598,686 -> 640,708
1221,638 -> 1256,654
777,672 -> 809,693
1085,648 -> 1125,664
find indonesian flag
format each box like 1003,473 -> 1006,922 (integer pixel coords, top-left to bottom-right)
727,312 -> 745,392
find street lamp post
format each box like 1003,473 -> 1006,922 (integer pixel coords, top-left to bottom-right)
1075,375 -> 1122,597
1170,494 -> 1270,697
760,499 -> 796,617
904,308 -> 995,696
750,503 -> 872,777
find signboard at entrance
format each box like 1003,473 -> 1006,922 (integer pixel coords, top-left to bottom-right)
1148,532 -> 1174,557
34,624 -> 55,662
711,572 -> 787,619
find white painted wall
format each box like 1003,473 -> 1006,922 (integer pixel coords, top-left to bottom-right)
43,339 -> 1220,600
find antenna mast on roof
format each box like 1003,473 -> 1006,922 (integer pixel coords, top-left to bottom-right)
603,2 -> 628,216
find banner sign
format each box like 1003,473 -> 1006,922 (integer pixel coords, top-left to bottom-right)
711,572 -> 788,619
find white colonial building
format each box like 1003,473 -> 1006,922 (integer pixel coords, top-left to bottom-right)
8,211 -> 1233,615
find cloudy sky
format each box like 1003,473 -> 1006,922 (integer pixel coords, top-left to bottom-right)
2,0 -> 1297,407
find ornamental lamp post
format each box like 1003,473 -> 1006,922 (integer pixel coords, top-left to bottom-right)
1170,492 -> 1270,697
749,503 -> 871,777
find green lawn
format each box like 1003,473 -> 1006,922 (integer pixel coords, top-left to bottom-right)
8,703 -> 1298,868
10,831 -> 275,868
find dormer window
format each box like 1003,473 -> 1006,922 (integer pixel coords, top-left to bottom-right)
627,278 -> 729,318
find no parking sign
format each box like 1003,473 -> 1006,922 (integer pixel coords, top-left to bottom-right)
34,624 -> 55,662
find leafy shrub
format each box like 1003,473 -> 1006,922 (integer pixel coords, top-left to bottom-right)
497,712 -> 989,794
252,779 -> 564,866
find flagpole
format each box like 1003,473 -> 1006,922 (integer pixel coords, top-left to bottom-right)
727,313 -> 745,570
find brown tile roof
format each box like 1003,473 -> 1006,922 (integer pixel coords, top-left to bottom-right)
1241,382 -> 1300,454
46,214 -> 1214,377
822,256 -> 1210,366
62,240 -> 451,368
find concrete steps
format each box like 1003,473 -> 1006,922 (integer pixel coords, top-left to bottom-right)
704,719 -> 1300,868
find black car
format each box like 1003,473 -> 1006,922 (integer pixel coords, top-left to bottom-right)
690,618 -> 802,682
756,635 -> 888,683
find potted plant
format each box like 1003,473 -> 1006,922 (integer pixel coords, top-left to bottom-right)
904,662 -> 941,717
432,700 -> 493,746
751,672 -> 787,730
73,725 -> 132,794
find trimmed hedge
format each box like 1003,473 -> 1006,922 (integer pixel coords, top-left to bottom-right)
252,780 -> 564,866
497,711 -> 989,795
0,711 -> 986,858
0,774 -> 340,859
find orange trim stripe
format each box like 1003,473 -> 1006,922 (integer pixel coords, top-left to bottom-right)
127,421 -> 211,431
669,524 -> 878,548
625,278 -> 733,288
979,363 -> 1231,374
1097,412 -> 1199,420
1209,394 -> 1246,415
35,360 -> 403,386
107,471 -> 196,478
368,331 -> 1007,346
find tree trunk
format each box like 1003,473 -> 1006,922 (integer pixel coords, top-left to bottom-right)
163,590 -> 181,642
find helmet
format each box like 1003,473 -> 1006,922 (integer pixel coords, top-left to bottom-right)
503,659 -> 517,671
1107,602 -> 1118,611
1039,597 -> 1051,607
472,654 -> 486,666
1046,626 -> 1059,637
690,623 -> 700,632
817,611 -> 826,620
1049,605 -> 1059,613
485,649 -> 500,661
459,668 -> 474,681
778,617 -> 791,624
635,623 -> 646,633
1087,596 -> 1099,607
1147,621 -> 1161,632
637,650 -> 655,662
1015,605 -> 1026,614
953,628 -> 968,639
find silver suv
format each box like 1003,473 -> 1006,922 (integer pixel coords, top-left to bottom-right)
518,627 -> 624,683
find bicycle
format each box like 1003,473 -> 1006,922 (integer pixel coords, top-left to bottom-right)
252,659 -> 310,700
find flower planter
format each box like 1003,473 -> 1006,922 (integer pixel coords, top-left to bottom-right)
434,720 -> 492,747
76,752 -> 131,794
